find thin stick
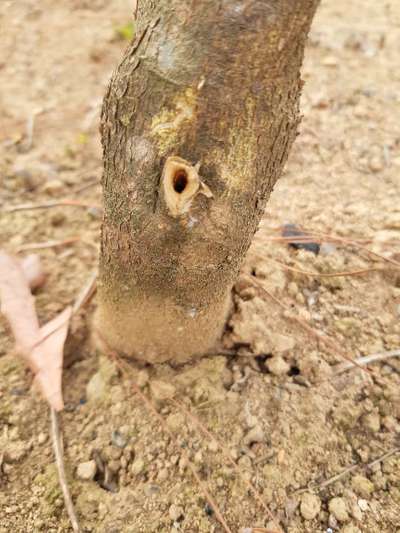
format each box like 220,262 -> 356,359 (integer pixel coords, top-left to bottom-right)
333,350 -> 400,374
257,256 -> 384,278
299,447 -> 400,493
50,408 -> 81,532
293,230 -> 400,269
172,399 -> 283,533
71,178 -> 100,195
4,199 -> 101,213
260,232 -> 400,269
16,238 -> 80,253
72,270 -> 97,314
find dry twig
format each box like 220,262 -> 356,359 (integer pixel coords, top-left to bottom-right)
16,238 -> 80,253
4,199 -> 101,213
297,447 -> 400,493
333,349 -> 400,374
50,408 -> 81,532
258,255 -> 384,278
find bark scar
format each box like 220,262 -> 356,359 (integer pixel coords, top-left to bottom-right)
162,156 -> 213,217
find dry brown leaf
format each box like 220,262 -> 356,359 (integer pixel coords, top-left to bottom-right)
0,250 -> 71,410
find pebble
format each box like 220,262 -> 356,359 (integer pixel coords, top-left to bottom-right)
266,356 -> 290,376
131,458 -> 145,476
37,432 -> 47,445
300,492 -> 321,520
111,429 -> 129,449
328,497 -> 349,522
351,475 -> 374,498
357,498 -> 369,511
43,179 -> 64,195
169,504 -> 184,521
243,425 -> 265,446
50,212 -> 66,227
76,460 -> 97,481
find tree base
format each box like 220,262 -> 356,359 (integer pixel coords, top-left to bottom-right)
93,291 -> 232,364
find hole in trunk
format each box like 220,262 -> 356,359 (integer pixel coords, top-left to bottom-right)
173,169 -> 188,193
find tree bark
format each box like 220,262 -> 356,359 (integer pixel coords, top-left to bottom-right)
96,0 -> 319,363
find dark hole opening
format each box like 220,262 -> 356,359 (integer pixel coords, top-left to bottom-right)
173,169 -> 188,193
288,365 -> 300,376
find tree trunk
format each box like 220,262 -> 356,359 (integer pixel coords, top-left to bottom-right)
95,0 -> 319,363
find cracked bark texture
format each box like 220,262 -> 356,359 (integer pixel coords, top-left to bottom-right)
96,0 -> 319,363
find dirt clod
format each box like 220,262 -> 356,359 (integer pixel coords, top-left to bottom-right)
300,492 -> 321,520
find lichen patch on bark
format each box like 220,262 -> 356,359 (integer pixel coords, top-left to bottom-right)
151,87 -> 198,154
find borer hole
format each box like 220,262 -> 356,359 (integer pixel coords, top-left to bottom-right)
172,169 -> 188,193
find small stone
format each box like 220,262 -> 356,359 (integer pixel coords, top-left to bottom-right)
131,458 -> 145,476
76,460 -> 97,481
362,412 -> 380,433
319,242 -> 337,256
243,425 -> 265,446
43,179 -> 64,195
368,156 -> 384,173
111,429 -> 129,448
300,492 -> 321,520
37,432 -> 47,445
150,380 -> 176,401
322,55 -> 338,67
169,504 -> 184,521
266,356 -> 290,376
328,497 -> 349,522
357,498 -> 369,511
50,212 -> 66,227
351,475 -> 374,498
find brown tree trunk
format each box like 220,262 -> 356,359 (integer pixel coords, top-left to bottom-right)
95,0 -> 319,363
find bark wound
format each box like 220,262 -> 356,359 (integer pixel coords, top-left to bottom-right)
96,0 -> 319,363
162,156 -> 213,217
